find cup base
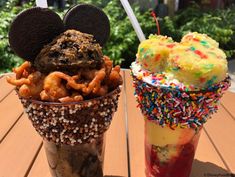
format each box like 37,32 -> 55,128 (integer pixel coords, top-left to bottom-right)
144,119 -> 202,177
43,134 -> 105,177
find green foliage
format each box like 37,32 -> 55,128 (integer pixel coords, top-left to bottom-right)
0,0 -> 234,73
0,0 -> 35,73
102,1 -> 155,66
159,3 -> 235,58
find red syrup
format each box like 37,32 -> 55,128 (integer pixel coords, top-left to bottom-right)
145,131 -> 201,177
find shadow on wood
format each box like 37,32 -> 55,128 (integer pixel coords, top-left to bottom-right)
191,159 -> 234,177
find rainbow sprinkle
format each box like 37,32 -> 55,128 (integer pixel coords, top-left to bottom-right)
131,72 -> 231,129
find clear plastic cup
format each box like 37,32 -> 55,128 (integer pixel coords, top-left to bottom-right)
131,74 -> 230,177
144,118 -> 202,177
18,87 -> 121,177
43,134 -> 105,177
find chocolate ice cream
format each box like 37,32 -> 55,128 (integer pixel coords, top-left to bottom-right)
34,30 -> 104,74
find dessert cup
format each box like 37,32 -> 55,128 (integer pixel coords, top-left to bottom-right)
18,87 -> 121,177
43,135 -> 105,177
145,118 -> 201,177
132,75 -> 230,177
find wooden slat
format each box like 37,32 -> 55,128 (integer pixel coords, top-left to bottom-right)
0,92 -> 23,142
103,81 -> 128,176
27,71 -> 128,177
0,114 -> 42,177
124,70 -> 146,177
204,106 -> 235,173
27,147 -> 51,177
221,91 -> 235,119
0,75 -> 14,102
124,70 -> 229,177
191,130 -> 228,177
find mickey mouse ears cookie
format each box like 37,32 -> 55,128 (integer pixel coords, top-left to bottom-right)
63,4 -> 110,46
9,4 -> 110,61
9,7 -> 64,61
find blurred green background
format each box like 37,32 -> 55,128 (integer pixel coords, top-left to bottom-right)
0,0 -> 235,73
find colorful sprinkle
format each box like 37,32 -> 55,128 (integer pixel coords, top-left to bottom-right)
190,46 -> 196,51
166,44 -> 176,48
194,50 -> 208,59
131,72 -> 230,129
200,40 -> 208,47
155,54 -> 161,61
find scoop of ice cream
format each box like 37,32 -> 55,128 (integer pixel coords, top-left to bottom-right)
132,32 -> 228,89
34,30 -> 104,74
181,32 -> 219,48
137,35 -> 177,73
167,43 -> 228,88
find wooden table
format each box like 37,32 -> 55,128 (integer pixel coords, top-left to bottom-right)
0,70 -> 235,177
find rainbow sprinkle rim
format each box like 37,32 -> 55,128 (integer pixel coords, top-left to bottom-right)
132,73 -> 231,129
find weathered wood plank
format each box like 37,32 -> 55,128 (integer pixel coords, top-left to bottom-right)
0,114 -> 42,177
103,78 -> 128,176
221,91 -> 235,120
0,92 -> 23,142
0,75 -> 14,102
191,130 -> 229,177
204,106 -> 235,173
27,147 -> 51,177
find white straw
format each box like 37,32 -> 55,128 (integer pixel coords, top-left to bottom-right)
36,0 -> 48,8
120,0 -> 146,42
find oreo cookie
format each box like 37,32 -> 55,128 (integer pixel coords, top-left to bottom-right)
9,7 -> 64,61
63,4 -> 110,46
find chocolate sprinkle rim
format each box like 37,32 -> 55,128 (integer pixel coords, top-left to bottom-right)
19,86 -> 121,145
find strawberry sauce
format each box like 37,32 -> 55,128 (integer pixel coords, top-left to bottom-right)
145,130 -> 201,177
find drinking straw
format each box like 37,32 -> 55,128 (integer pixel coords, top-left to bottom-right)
120,0 -> 146,42
36,0 -> 48,8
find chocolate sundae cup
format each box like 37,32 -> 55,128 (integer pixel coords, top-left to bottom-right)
19,87 -> 120,177
7,4 -> 122,177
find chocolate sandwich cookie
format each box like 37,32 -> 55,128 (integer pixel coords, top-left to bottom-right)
63,4 -> 110,46
34,30 -> 104,74
9,7 -> 64,61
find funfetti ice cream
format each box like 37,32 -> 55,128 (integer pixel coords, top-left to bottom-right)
181,32 -> 219,48
131,32 -> 230,177
7,4 -> 122,177
167,42 -> 227,88
136,34 -> 177,73
132,33 -> 229,92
